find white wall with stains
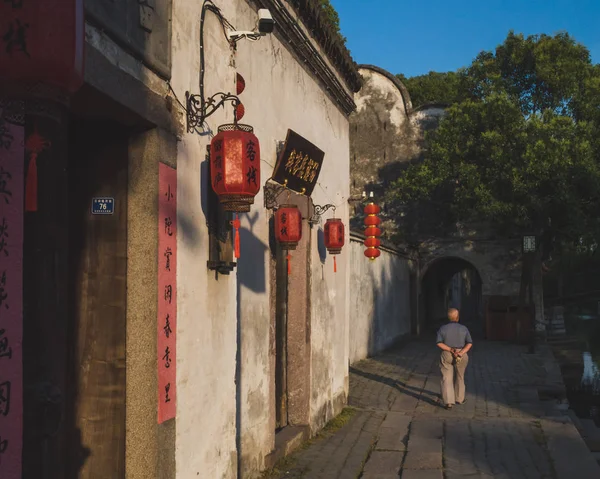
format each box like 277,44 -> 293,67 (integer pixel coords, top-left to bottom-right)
171,0 -> 353,477
348,235 -> 412,364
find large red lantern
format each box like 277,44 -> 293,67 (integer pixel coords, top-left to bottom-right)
0,0 -> 84,93
364,202 -> 382,261
324,218 -> 345,273
275,205 -> 302,275
211,123 -> 260,260
210,124 -> 261,213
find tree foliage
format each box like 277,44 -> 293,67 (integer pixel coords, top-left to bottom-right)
316,0 -> 346,44
389,32 -> 600,252
396,71 -> 463,108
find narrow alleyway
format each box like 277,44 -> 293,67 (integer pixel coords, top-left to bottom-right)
269,340 -> 600,478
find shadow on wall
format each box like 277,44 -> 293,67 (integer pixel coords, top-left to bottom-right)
349,239 -> 412,364
317,227 -> 327,264
368,255 -> 410,356
235,214 -> 268,477
237,213 -> 268,293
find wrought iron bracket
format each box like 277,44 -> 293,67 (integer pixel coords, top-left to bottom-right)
309,203 -> 336,226
263,180 -> 287,210
186,91 -> 241,133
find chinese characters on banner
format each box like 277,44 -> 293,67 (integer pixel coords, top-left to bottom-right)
158,163 -> 176,423
0,0 -> 84,93
0,117 -> 24,478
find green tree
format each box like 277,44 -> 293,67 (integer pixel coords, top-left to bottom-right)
316,0 -> 347,43
396,71 -> 463,108
389,31 -> 600,253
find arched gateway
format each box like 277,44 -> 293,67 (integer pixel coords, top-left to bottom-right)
418,237 -> 523,339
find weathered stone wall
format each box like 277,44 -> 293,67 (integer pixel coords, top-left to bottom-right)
349,66 -> 445,240
348,233 -> 412,364
419,238 -> 522,297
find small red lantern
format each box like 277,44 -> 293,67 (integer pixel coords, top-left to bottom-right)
364,226 -> 381,238
364,203 -> 381,215
324,218 -> 345,273
210,124 -> 261,212
275,205 -> 303,275
364,248 -> 381,260
364,202 -> 382,261
364,237 -> 380,248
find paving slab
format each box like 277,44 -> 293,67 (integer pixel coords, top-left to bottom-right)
362,450 -> 403,475
542,416 -> 600,478
376,426 -> 408,451
401,470 -> 443,479
266,339 -> 600,479
402,450 -> 443,470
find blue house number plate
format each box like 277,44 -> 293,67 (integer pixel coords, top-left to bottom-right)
92,197 -> 115,215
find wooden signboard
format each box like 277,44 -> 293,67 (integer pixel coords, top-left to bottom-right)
271,129 -> 324,196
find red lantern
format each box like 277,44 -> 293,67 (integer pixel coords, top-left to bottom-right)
210,124 -> 261,212
0,0 -> 84,93
364,237 -> 380,248
324,218 -> 345,273
364,215 -> 381,226
364,203 -> 381,215
275,205 -> 302,275
364,226 -> 381,238
364,248 -> 381,260
364,202 -> 382,261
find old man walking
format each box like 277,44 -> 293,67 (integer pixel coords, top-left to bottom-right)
436,308 -> 473,409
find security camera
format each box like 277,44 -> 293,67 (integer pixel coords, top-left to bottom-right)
227,8 -> 274,43
257,9 -> 274,34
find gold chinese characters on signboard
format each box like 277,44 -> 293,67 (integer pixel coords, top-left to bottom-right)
284,149 -> 320,184
272,129 -> 324,196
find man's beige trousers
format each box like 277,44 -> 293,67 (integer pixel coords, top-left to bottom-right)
439,351 -> 469,405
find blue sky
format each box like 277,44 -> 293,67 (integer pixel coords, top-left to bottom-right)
330,0 -> 600,77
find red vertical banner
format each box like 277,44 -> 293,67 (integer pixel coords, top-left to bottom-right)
0,0 -> 84,93
0,118 -> 24,478
158,163 -> 176,423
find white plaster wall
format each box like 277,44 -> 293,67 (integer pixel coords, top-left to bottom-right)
410,107 -> 446,126
348,237 -> 411,364
172,3 -> 239,478
309,145 -> 351,432
171,0 -> 352,477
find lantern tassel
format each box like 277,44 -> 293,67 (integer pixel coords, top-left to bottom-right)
232,214 -> 241,259
334,256 -> 338,273
287,253 -> 291,276
25,153 -> 38,212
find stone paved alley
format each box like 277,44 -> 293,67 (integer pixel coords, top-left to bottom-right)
269,340 -> 600,478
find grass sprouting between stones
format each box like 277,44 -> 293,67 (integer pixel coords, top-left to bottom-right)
260,407 -> 358,478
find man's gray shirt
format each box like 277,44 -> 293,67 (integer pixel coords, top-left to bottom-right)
436,322 -> 473,349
